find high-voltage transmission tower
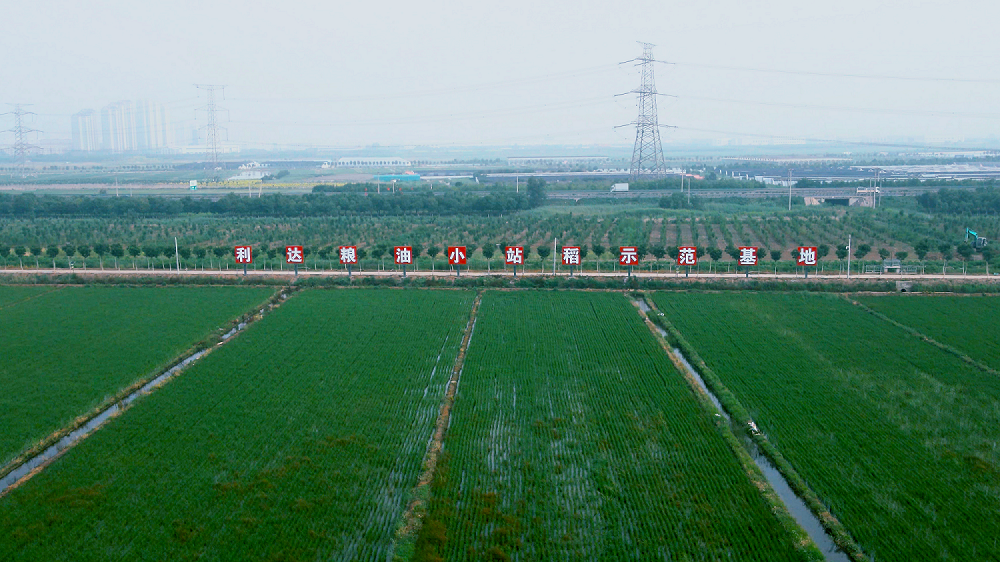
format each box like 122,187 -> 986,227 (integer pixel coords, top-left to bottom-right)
620,42 -> 669,181
194,84 -> 227,170
2,104 -> 40,178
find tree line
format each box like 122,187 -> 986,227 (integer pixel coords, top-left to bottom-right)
916,187 -> 1000,215
0,188 -> 537,219
9,239 -> 990,267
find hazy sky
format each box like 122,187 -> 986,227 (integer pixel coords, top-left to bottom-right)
2,0 -> 999,150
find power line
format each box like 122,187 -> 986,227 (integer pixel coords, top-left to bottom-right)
674,94 -> 1000,119
674,125 -> 1000,152
622,42 -> 668,180
229,95 -> 611,129
2,104 -> 41,177
674,61 -> 1000,84
226,64 -> 620,105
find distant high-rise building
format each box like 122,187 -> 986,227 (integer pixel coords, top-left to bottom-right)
71,109 -> 100,151
134,100 -> 172,151
96,100 -> 174,152
101,101 -> 137,153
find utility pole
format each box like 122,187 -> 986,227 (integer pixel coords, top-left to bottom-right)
847,234 -> 852,279
553,238 -> 557,275
2,104 -> 41,178
194,85 -> 226,173
787,169 -> 792,211
876,168 -> 882,207
621,42 -> 669,181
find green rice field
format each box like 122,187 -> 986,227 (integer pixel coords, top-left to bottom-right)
0,286 -> 273,466
0,289 -> 475,561
3,287 -> 999,561
859,294 -> 1000,372
415,291 -> 815,561
653,292 -> 1000,561
0,285 -> 55,309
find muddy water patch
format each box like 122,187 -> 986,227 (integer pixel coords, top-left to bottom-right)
670,347 -> 850,562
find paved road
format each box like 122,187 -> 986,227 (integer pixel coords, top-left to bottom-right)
547,184 -> 979,200
3,267 -> 996,283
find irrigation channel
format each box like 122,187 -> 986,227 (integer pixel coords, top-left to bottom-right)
0,307 -> 265,497
396,292 -> 482,548
634,299 -> 851,562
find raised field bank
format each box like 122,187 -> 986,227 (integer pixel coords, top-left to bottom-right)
654,292 -> 1000,561
0,285 -> 274,468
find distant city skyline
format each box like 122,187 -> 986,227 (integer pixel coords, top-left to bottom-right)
2,1 -> 999,152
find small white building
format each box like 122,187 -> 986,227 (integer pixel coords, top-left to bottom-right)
228,170 -> 267,181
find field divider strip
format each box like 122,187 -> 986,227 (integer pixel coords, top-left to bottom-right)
0,285 -> 64,312
637,292 -> 869,562
393,291 -> 482,556
846,295 -> 1000,377
0,286 -> 293,496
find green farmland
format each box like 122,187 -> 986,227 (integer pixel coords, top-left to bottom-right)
0,289 -> 475,561
653,292 -> 1000,561
0,286 -> 54,309
0,286 -> 273,467
415,291 -> 815,561
3,287 -> 1000,561
859,295 -> 1000,372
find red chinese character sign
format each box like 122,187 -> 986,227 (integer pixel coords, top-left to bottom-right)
738,246 -> 757,278
505,246 -> 524,277
620,246 -> 638,277
339,246 -> 357,277
561,246 -> 581,275
339,246 -> 357,264
797,246 -> 818,278
738,247 -> 758,266
234,245 -> 252,276
234,246 -> 252,264
677,246 -> 697,277
286,245 -> 304,275
285,246 -> 304,263
394,246 -> 413,277
796,246 -> 817,266
448,246 -> 467,276
677,246 -> 697,266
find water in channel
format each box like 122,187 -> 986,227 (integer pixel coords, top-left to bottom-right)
0,327 -> 237,496
671,347 -> 851,562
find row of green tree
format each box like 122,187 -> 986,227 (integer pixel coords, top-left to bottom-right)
0,188 -> 540,219
797,178 -> 1000,189
6,239 -> 990,264
916,187 -> 1000,214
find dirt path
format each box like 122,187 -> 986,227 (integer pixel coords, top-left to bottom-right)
2,267 -> 997,283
